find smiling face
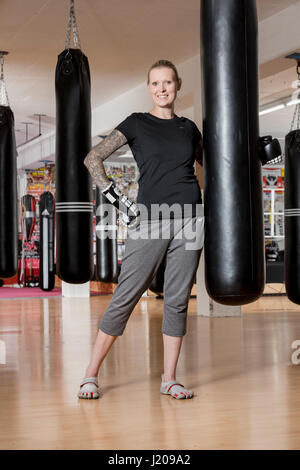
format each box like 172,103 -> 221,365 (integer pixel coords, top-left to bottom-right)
147,66 -> 182,110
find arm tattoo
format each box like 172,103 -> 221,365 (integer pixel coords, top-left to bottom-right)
195,137 -> 203,167
84,129 -> 127,190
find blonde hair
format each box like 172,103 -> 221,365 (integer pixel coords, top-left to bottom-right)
147,59 -> 180,85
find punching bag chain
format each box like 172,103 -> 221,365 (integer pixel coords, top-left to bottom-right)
0,54 -> 10,107
65,0 -> 82,50
290,61 -> 300,132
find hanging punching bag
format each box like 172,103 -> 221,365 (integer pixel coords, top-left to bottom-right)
284,129 -> 300,304
0,106 -> 18,278
19,195 -> 36,287
95,188 -> 118,282
55,5 -> 93,283
21,195 -> 36,241
39,191 -> 55,291
201,0 -> 265,305
149,254 -> 166,296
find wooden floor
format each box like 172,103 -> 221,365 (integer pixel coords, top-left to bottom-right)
0,291 -> 300,450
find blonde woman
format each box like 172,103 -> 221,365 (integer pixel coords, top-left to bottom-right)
78,60 -> 204,400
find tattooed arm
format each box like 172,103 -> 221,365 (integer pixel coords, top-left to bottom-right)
84,129 -> 140,227
84,129 -> 127,190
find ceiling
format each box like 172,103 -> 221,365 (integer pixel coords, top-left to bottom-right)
0,0 -> 298,147
257,0 -> 299,19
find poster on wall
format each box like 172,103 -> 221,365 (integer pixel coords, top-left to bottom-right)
262,166 -> 284,188
263,166 -> 285,258
104,160 -> 139,200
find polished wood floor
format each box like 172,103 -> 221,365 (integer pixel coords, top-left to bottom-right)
0,292 -> 300,450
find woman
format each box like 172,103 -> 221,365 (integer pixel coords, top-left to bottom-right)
78,59 -> 204,400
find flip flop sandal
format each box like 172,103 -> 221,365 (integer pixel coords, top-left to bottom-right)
160,374 -> 194,399
77,377 -> 100,399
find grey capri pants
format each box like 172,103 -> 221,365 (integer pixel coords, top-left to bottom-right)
99,216 -> 205,337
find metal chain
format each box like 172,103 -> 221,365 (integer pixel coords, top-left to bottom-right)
0,55 -> 10,107
290,62 -> 300,131
290,102 -> 300,132
65,0 -> 82,50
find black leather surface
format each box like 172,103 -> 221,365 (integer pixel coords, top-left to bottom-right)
21,195 -> 36,241
201,0 -> 265,305
95,188 -> 118,283
266,261 -> 284,284
0,105 -> 18,278
39,191 -> 55,291
55,48 -> 93,283
284,130 -> 300,304
259,136 -> 282,165
149,253 -> 166,296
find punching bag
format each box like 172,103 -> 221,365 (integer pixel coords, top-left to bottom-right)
201,0 -> 265,305
149,254 -> 166,296
95,188 -> 118,283
284,130 -> 300,304
39,192 -> 55,291
0,106 -> 18,278
55,47 -> 94,283
21,195 -> 36,241
19,195 -> 36,287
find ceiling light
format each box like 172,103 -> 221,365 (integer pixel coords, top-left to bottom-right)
259,104 -> 285,116
286,98 -> 300,106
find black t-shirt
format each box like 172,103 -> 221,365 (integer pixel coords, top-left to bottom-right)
115,112 -> 202,220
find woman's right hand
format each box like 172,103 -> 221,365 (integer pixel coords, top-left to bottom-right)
102,182 -> 140,228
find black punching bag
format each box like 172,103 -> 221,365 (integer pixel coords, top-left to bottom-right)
55,48 -> 94,283
95,188 -> 118,283
0,106 -> 18,278
149,255 -> 166,296
201,0 -> 265,305
284,130 -> 300,304
39,191 -> 55,291
21,195 -> 36,241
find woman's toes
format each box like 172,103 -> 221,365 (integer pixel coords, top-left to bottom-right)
77,379 -> 99,399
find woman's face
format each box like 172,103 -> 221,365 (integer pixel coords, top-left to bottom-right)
148,66 -> 181,109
